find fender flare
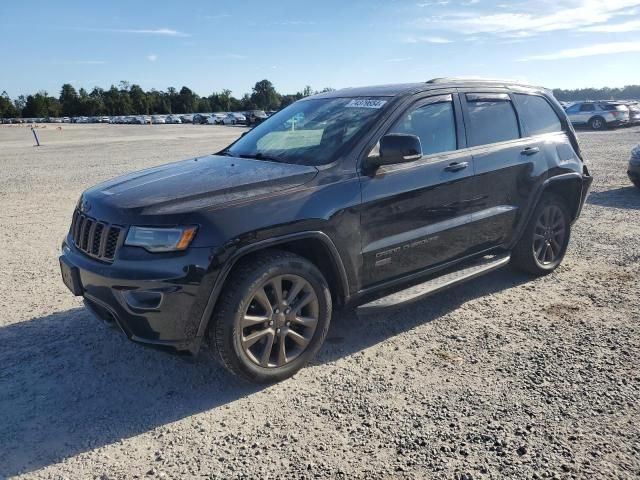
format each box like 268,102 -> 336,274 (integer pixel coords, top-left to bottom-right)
508,172 -> 586,250
194,231 -> 350,342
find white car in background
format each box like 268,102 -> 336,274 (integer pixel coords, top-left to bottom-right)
219,113 -> 246,125
166,115 -> 182,124
205,115 -> 220,125
151,115 -> 166,124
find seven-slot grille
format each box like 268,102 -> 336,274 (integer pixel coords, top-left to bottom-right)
70,210 -> 123,262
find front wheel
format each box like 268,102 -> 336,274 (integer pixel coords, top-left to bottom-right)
210,250 -> 332,383
511,195 -> 571,275
589,116 -> 606,130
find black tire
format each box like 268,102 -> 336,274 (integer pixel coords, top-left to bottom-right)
511,194 -> 571,276
589,116 -> 606,130
209,250 -> 332,383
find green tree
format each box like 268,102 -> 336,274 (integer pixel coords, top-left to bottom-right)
59,83 -> 79,116
177,86 -> 197,114
129,84 -> 149,115
219,89 -> 232,111
250,79 -> 280,110
0,91 -> 18,118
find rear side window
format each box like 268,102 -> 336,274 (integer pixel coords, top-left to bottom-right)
389,100 -> 457,155
465,94 -> 520,147
580,104 -> 595,112
513,94 -> 562,136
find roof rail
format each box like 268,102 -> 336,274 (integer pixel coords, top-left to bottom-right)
426,77 -> 526,84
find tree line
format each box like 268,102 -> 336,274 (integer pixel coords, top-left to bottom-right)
0,80 -> 333,119
552,85 -> 640,102
2,81 -> 640,119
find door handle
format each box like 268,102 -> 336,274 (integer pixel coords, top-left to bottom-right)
444,161 -> 469,172
521,146 -> 540,156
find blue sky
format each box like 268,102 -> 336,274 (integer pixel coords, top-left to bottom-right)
2,0 -> 640,98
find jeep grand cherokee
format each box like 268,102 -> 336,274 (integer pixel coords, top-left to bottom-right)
60,78 -> 592,383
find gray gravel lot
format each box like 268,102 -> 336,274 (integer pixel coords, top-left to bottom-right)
0,124 -> 639,479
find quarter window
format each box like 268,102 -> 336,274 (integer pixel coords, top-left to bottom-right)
389,100 -> 457,156
513,94 -> 562,136
579,104 -> 595,112
465,95 -> 520,146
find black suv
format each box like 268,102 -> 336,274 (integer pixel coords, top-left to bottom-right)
60,79 -> 592,383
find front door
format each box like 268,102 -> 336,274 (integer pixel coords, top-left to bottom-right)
359,93 -> 476,287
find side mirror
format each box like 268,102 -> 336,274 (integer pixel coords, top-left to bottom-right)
375,134 -> 422,167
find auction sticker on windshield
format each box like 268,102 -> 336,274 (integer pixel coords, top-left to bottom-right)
345,99 -> 387,109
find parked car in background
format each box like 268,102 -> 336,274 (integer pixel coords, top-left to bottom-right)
180,114 -> 193,124
207,113 -> 226,125
565,101 -> 629,130
626,102 -> 640,125
166,115 -> 182,124
130,116 -> 145,124
151,115 -> 166,124
230,113 -> 246,125
193,113 -> 210,124
629,144 -> 640,188
217,113 -> 243,125
245,109 -> 268,126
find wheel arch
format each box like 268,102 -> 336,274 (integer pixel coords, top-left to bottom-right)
194,231 -> 350,342
540,172 -> 584,223
509,172 -> 585,251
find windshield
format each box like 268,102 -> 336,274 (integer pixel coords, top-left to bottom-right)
224,97 -> 389,166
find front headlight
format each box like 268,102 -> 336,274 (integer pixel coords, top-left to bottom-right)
125,226 -> 198,253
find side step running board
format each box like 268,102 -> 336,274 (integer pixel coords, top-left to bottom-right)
357,253 -> 511,316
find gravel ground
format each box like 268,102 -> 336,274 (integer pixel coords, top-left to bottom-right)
0,124 -> 638,479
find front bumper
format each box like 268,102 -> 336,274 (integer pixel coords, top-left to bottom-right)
60,237 -> 218,353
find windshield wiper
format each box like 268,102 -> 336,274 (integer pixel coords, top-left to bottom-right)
237,153 -> 285,163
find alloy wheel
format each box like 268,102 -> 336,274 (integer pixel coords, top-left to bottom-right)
240,274 -> 319,368
533,205 -> 566,265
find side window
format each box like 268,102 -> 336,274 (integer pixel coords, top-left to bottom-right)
580,104 -> 595,112
465,94 -> 520,146
513,94 -> 562,136
388,100 -> 457,156
565,104 -> 579,114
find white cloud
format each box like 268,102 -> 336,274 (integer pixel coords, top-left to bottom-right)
404,35 -> 453,43
147,54 -> 158,62
579,18 -> 640,31
520,41 -> 640,60
413,0 -> 640,37
88,27 -> 190,37
417,1 -> 450,6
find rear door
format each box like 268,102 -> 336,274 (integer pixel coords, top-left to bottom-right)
359,93 -> 477,287
460,91 -> 542,252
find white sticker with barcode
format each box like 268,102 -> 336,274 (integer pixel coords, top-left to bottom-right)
345,99 -> 387,109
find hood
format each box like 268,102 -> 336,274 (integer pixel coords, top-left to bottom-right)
82,154 -> 317,216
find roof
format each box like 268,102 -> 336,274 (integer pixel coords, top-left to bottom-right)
310,78 -> 549,100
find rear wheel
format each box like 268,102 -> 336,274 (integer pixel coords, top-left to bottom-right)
210,250 -> 332,383
511,195 -> 571,275
589,116 -> 606,130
